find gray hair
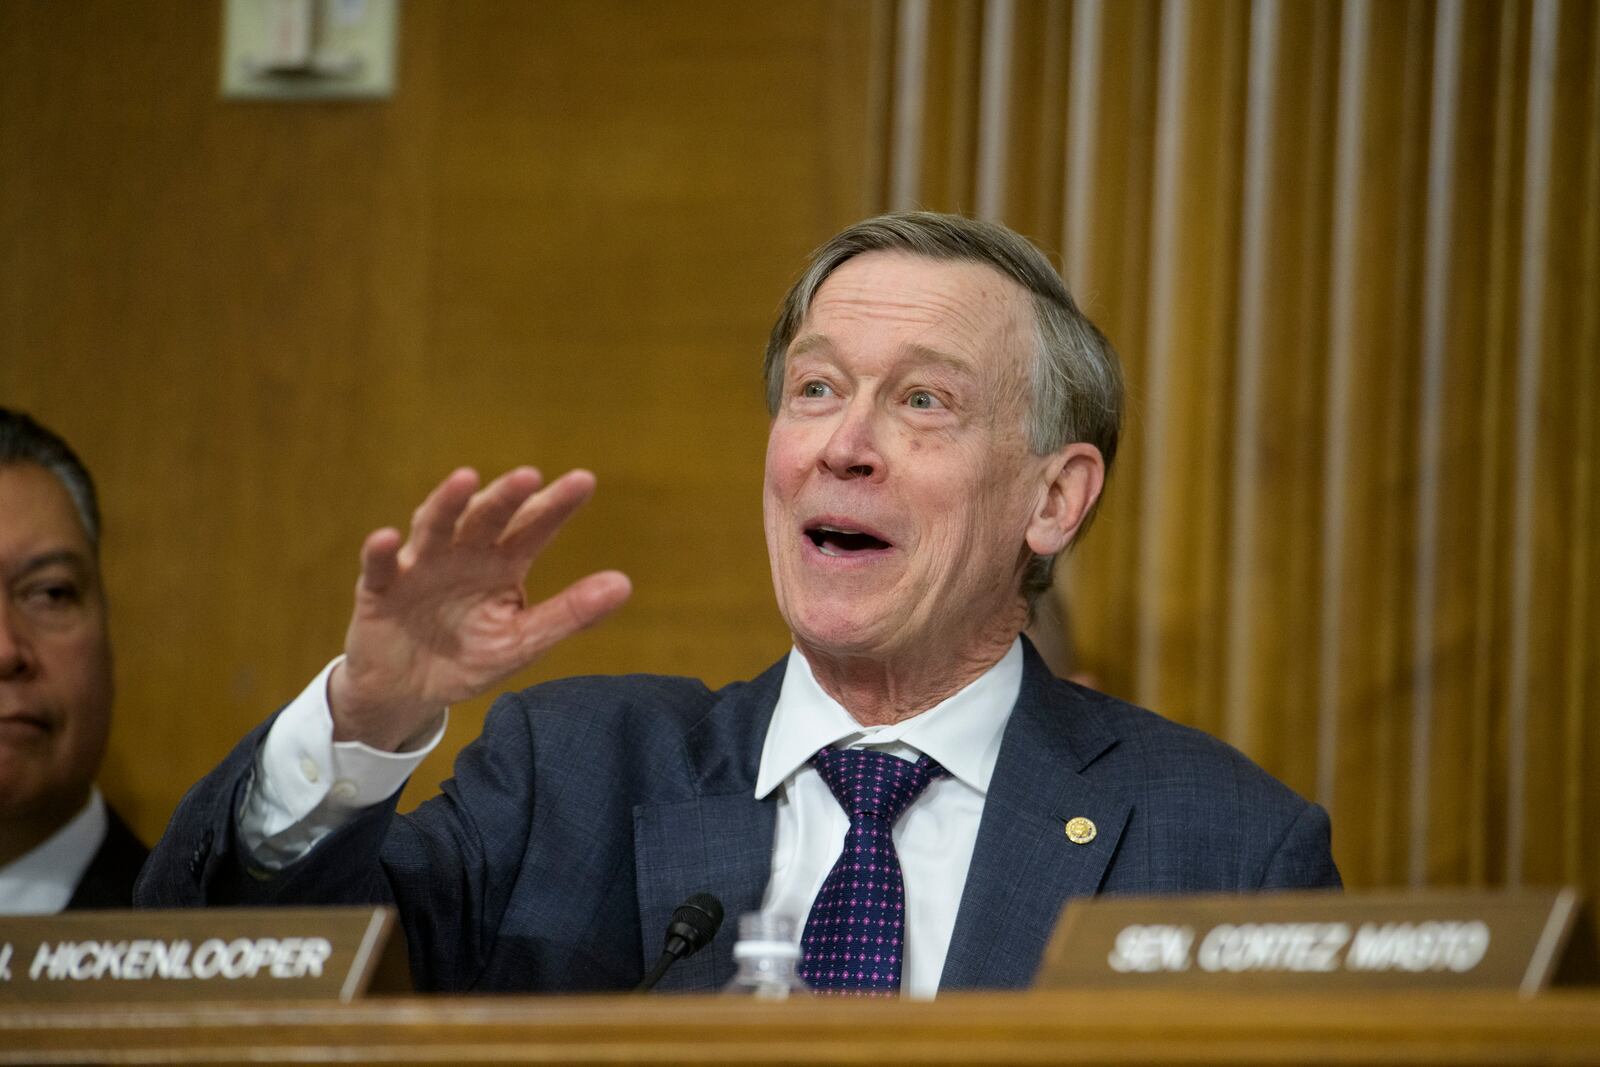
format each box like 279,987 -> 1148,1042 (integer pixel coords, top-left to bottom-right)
0,407 -> 101,551
762,211 -> 1123,604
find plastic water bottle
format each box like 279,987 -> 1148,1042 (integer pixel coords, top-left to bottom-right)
722,913 -> 810,998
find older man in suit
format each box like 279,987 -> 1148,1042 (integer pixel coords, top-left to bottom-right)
138,213 -> 1338,995
0,408 -> 148,913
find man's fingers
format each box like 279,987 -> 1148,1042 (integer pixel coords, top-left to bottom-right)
514,570 -> 632,658
498,469 -> 599,562
407,468 -> 480,559
358,527 -> 404,594
455,466 -> 544,548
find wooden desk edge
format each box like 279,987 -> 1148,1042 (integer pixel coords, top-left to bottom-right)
3,989 -> 1599,1066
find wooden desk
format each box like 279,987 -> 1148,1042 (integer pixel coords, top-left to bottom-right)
3,990 -> 1599,1065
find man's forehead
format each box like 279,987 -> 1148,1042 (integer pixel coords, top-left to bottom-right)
796,251 -> 1034,364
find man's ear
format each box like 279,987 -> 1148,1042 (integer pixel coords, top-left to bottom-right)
1025,443 -> 1106,557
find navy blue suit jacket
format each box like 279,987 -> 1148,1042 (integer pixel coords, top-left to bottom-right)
136,641 -> 1339,992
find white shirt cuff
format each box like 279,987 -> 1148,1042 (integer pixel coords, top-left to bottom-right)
238,656 -> 447,869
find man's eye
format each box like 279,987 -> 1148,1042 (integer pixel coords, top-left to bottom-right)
23,583 -> 80,609
800,381 -> 832,399
907,390 -> 941,410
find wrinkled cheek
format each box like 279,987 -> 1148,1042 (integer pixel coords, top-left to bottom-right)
761,490 -> 798,580
760,444 -> 789,542
764,416 -> 810,472
761,432 -> 816,554
951,492 -> 1028,595
761,495 -> 797,621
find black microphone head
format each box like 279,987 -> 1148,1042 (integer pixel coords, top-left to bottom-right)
663,893 -> 724,960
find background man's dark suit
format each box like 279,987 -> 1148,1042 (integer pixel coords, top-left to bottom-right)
65,807 -> 148,909
137,641 -> 1338,992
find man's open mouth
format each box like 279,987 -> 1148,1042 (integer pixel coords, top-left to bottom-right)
805,524 -> 892,557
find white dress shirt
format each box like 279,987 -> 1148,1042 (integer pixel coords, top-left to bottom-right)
241,641 -> 1024,998
756,640 -> 1021,998
0,788 -> 107,915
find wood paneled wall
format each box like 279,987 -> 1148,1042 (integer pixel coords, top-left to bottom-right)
873,0 -> 1599,895
0,1 -> 878,831
3,1 -> 1595,904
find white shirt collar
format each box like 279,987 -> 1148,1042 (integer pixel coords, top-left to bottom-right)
0,787 -> 106,915
755,639 -> 1024,798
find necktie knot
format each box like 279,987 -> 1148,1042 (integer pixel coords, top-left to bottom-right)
810,746 -> 945,824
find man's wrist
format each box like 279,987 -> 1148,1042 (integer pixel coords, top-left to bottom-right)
327,660 -> 442,752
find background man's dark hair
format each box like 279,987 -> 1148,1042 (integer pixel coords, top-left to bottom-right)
0,408 -> 101,551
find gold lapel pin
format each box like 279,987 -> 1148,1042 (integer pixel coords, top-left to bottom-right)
1064,816 -> 1097,845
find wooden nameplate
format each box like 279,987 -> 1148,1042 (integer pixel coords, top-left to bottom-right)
1038,888 -> 1597,995
0,907 -> 409,1002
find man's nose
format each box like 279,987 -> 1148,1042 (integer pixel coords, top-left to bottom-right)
0,601 -> 33,681
817,399 -> 885,480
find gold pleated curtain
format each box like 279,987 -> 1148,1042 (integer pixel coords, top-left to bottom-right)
865,0 -> 1600,896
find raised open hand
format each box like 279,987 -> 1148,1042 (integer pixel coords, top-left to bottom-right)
327,467 -> 631,750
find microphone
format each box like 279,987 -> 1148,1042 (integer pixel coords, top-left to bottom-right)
635,893 -> 725,992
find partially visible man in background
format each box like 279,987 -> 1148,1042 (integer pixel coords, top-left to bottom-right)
0,407 -> 146,912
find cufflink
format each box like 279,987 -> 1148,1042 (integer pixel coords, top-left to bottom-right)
1064,816 -> 1097,845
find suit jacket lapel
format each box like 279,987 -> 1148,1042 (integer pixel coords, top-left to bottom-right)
941,642 -> 1131,989
632,659 -> 785,992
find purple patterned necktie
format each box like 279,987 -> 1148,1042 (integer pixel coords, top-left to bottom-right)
797,746 -> 946,996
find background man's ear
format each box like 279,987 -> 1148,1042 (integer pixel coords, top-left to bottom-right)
1025,443 -> 1105,557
